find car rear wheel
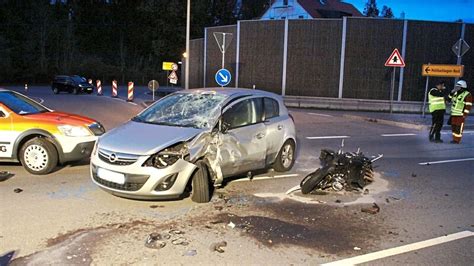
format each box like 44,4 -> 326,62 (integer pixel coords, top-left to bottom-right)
273,139 -> 296,172
191,161 -> 211,203
52,87 -> 59,94
19,137 -> 58,175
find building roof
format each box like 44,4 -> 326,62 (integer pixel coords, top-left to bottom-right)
297,0 -> 362,18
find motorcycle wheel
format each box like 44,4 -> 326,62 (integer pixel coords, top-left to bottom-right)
300,169 -> 328,194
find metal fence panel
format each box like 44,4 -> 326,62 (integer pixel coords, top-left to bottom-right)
238,20 -> 285,94
205,25 -> 237,87
343,18 -> 404,100
402,21 -> 461,101
286,19 -> 342,97
189,38 -> 204,89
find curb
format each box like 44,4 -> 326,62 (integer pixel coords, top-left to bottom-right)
342,115 -> 427,131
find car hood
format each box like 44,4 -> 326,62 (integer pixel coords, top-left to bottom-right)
98,121 -> 204,155
24,111 -> 96,126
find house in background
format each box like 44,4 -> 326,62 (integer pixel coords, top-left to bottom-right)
261,0 -> 362,20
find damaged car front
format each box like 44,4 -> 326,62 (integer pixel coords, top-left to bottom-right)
90,88 -> 296,203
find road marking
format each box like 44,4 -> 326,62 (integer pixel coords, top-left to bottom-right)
307,112 -> 333,117
230,174 -> 299,183
285,185 -> 301,194
128,101 -> 138,106
322,231 -> 474,266
110,97 -> 138,105
381,133 -> 417,137
306,136 -> 350,140
418,158 -> 474,165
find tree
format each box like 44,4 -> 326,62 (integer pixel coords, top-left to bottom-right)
363,0 -> 379,17
381,5 -> 394,18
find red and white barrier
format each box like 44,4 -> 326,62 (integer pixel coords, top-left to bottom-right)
127,81 -> 134,102
112,80 -> 118,97
96,80 -> 102,96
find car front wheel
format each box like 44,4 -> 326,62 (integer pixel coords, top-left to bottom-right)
190,161 -> 212,203
19,137 -> 58,175
72,87 -> 79,94
273,139 -> 296,172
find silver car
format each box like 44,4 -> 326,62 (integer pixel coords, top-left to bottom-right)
90,88 -> 296,203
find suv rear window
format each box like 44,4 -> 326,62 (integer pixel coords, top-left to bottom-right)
0,91 -> 48,115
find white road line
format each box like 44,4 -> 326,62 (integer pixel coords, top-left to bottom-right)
307,112 -> 333,117
230,174 -> 299,183
306,136 -> 350,140
322,231 -> 474,266
418,158 -> 474,165
128,101 -> 138,106
381,133 -> 417,137
285,185 -> 301,194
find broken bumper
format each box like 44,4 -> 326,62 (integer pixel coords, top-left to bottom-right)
90,153 -> 197,200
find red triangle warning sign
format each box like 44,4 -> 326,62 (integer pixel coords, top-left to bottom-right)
385,48 -> 405,67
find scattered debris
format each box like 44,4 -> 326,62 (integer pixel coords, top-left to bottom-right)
363,189 -> 369,195
335,199 -> 342,203
388,231 -> 399,236
171,237 -> 189,246
210,241 -> 227,253
149,205 -> 164,209
444,194 -> 449,197
385,196 -> 401,203
227,222 -> 236,229
169,229 -> 183,235
144,233 -> 166,249
0,171 -> 13,182
183,249 -> 197,256
214,206 -> 224,211
361,203 -> 380,215
13,188 -> 23,193
411,173 -> 417,177
353,247 -> 361,251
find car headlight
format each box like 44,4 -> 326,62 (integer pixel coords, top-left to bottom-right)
143,142 -> 189,169
58,125 -> 92,137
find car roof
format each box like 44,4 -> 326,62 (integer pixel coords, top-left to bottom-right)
178,87 -> 281,100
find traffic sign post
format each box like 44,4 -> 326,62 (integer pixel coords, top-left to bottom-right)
213,32 -> 233,69
384,48 -> 405,113
148,80 -> 159,101
215,68 -> 231,87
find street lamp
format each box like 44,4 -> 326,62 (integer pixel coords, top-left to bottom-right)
185,0 -> 190,90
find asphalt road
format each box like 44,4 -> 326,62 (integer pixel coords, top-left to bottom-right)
1,86 -> 473,265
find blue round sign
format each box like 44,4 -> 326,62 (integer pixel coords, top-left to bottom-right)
215,68 -> 231,87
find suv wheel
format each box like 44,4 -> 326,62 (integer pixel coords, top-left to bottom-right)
52,87 -> 59,94
191,161 -> 212,203
72,88 -> 79,95
19,137 -> 58,175
273,139 -> 296,172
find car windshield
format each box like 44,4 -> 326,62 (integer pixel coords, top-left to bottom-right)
71,76 -> 86,83
132,92 -> 227,129
0,91 -> 49,115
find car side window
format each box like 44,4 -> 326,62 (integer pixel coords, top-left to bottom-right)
264,97 -> 279,120
222,99 -> 263,130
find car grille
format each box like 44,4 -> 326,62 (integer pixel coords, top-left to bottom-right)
92,174 -> 145,192
98,148 -> 140,166
89,123 -> 106,136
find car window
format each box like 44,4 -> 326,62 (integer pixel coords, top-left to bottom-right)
222,98 -> 263,129
264,97 -> 279,120
0,91 -> 48,115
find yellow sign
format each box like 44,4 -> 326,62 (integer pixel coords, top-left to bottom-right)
162,62 -> 175,71
422,64 -> 464,77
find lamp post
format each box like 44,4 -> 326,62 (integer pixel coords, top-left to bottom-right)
185,0 -> 190,90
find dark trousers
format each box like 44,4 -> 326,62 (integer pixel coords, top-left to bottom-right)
429,109 -> 445,140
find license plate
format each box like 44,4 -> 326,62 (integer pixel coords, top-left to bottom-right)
97,167 -> 125,185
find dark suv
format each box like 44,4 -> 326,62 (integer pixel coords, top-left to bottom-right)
51,75 -> 94,94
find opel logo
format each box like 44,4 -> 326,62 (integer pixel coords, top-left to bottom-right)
109,153 -> 117,163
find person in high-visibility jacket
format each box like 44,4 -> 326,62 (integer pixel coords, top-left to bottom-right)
447,80 -> 472,144
428,81 -> 447,143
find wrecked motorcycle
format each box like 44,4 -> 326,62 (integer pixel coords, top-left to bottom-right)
300,141 -> 383,194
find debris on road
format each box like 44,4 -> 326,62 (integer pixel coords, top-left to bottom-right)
411,173 -> 417,177
13,188 -> 23,193
171,237 -> 189,246
353,246 -> 361,251
210,241 -> 227,253
300,142 -> 383,194
183,249 -> 197,256
144,233 -> 166,249
364,189 -> 369,195
361,203 -> 380,214
0,171 -> 13,182
227,222 -> 236,229
149,205 -> 165,209
385,196 -> 401,203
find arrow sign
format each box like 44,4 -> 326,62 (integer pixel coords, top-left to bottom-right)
215,68 -> 231,87
385,48 -> 405,67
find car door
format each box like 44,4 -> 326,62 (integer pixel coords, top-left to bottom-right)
0,105 -> 15,159
262,97 -> 286,165
219,98 -> 266,177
